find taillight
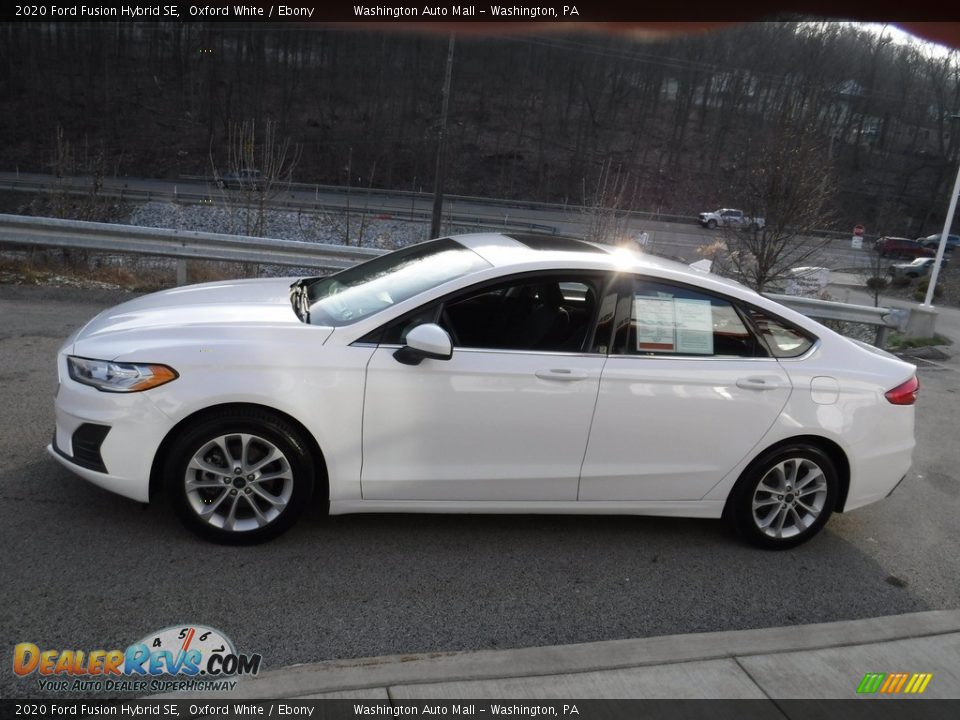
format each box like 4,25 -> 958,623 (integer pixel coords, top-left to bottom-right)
885,376 -> 919,405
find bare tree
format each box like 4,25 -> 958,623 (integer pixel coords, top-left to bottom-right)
211,119 -> 301,238
711,118 -> 836,293
580,159 -> 636,245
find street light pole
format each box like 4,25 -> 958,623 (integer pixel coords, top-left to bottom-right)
923,113 -> 960,308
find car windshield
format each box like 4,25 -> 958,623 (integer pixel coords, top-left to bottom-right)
303,238 -> 491,326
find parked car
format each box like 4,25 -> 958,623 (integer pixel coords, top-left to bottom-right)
888,256 -> 948,280
875,236 -> 936,259
216,168 -> 263,191
918,233 -> 960,252
699,208 -> 765,230
50,233 -> 917,549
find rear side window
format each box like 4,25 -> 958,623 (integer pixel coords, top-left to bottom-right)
742,306 -> 816,358
613,277 -> 764,358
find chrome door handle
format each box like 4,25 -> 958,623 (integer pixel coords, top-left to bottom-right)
736,377 -> 784,391
535,368 -> 588,381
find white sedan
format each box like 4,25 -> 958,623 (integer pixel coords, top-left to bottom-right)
49,233 -> 918,549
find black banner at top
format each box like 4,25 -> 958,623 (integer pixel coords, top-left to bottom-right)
2,1 -> 960,24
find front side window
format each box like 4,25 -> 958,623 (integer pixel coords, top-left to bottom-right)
305,239 -> 490,326
379,274 -> 608,353
613,277 -> 764,358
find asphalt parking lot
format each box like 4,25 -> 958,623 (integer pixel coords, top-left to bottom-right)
1,283 -> 958,700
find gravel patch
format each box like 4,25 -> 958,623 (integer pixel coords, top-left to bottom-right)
127,201 -> 429,250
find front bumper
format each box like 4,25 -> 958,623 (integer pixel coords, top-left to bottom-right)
51,359 -> 174,503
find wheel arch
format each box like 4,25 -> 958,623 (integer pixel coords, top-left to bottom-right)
149,402 -> 329,507
723,434 -> 851,517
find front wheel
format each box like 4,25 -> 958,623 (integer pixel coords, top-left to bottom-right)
725,445 -> 838,550
706,219 -> 718,229
164,409 -> 315,544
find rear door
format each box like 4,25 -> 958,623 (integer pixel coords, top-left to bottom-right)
579,275 -> 792,501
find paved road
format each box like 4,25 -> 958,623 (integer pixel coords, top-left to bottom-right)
1,284 -> 958,700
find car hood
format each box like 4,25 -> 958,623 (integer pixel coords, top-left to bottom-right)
68,278 -> 320,354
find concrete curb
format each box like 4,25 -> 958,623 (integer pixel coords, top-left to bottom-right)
156,609 -> 960,699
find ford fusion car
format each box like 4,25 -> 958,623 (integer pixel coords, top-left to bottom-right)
49,233 -> 918,548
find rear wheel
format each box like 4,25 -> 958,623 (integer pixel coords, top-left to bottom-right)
726,444 -> 838,550
165,408 -> 315,544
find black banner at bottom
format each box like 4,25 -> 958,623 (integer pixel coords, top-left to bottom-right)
1,700 -> 958,720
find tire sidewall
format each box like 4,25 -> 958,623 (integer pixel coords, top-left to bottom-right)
164,412 -> 314,545
728,444 -> 838,550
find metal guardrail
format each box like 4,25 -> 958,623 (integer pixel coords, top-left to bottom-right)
0,213 -> 383,271
767,292 -> 908,346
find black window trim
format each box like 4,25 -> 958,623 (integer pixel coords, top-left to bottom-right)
355,269 -> 618,355
354,269 -> 820,362
738,299 -> 820,361
614,273 -> 819,361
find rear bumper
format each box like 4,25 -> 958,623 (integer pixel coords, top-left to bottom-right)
843,439 -> 914,512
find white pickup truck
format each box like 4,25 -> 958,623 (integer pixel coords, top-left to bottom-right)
699,208 -> 765,230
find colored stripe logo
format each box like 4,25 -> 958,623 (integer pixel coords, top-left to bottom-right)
857,673 -> 933,694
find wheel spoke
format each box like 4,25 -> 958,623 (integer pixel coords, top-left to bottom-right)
795,466 -> 823,491
188,456 -> 226,476
213,436 -> 238,466
240,434 -> 258,470
250,484 -> 286,507
196,488 -> 229,517
785,460 -> 799,486
758,479 -> 782,495
752,496 -> 780,510
795,498 -> 819,516
186,477 -> 225,490
244,494 -> 269,527
788,506 -> 806,529
798,480 -> 827,497
757,506 -> 782,529
774,506 -> 788,537
248,448 -> 283,474
254,467 -> 292,483
224,493 -> 242,531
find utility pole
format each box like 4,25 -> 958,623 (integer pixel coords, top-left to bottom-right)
430,34 -> 456,239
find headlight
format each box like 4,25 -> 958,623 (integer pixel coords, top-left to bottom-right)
67,356 -> 178,393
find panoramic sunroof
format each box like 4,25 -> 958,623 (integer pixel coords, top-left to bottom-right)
506,234 -> 608,253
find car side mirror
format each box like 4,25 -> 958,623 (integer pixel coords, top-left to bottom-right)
393,323 -> 453,366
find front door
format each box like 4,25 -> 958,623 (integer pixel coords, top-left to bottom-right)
361,273 -> 613,501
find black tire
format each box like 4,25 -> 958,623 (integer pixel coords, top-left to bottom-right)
725,444 -> 838,550
706,219 -> 718,229
164,408 -> 315,545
